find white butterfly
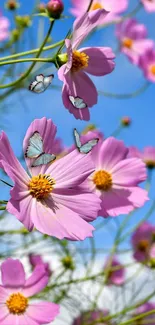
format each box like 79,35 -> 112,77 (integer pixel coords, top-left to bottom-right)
29,74 -> 54,93
69,96 -> 87,109
73,128 -> 99,154
25,131 -> 56,167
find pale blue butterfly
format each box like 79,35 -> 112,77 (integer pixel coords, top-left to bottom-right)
29,74 -> 54,93
73,128 -> 99,154
25,132 -> 56,167
69,96 -> 87,109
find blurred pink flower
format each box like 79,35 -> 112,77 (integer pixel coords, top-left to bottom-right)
141,0 -> 155,12
116,18 -> 154,65
133,302 -> 155,324
72,309 -> 111,325
70,0 -> 128,24
80,137 -> 148,217
58,12 -> 115,120
139,48 -> 155,82
0,258 -> 59,324
0,12 -> 10,41
0,117 -> 101,240
128,146 -> 155,169
104,256 -> 125,286
131,222 -> 155,264
29,254 -> 52,277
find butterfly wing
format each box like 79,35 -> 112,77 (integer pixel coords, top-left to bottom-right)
32,153 -> 56,167
69,96 -> 75,106
43,74 -> 54,89
80,139 -> 99,154
69,96 -> 87,109
35,74 -> 44,82
25,132 -> 43,158
29,80 -> 45,93
73,128 -> 81,149
75,97 -> 87,109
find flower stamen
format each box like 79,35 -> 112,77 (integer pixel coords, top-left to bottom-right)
6,293 -> 28,315
91,2 -> 103,10
28,174 -> 55,200
122,38 -> 133,49
71,51 -> 89,72
93,170 -> 112,191
138,239 -> 149,252
150,65 -> 155,76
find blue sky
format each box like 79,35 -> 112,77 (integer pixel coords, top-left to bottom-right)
0,0 -> 155,250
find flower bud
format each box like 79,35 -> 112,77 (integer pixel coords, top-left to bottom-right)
46,0 -> 64,19
5,0 -> 20,10
121,116 -> 131,126
11,29 -> 20,42
61,256 -> 75,270
15,15 -> 31,28
37,2 -> 46,13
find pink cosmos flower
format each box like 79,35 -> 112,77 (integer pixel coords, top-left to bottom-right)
131,222 -> 155,264
70,0 -> 128,25
0,118 -> 101,240
141,0 -> 155,12
128,146 -> 155,169
58,12 -> 115,121
0,258 -> 59,324
80,137 -> 148,217
116,18 -> 154,65
29,254 -> 52,277
133,302 -> 155,325
139,48 -> 155,82
104,256 -> 125,286
0,12 -> 10,42
72,309 -> 111,325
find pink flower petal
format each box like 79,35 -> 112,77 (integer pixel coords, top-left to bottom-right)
0,313 -> 38,325
62,82 -> 90,120
111,158 -> 147,186
0,132 -> 30,186
7,195 -> 34,232
0,305 -> 9,321
1,259 -> 25,289
0,286 -> 8,303
31,199 -> 95,240
80,47 -> 115,76
52,188 -> 101,221
45,149 -> 95,188
22,265 -> 48,297
23,117 -> 63,175
94,137 -> 128,171
100,186 -> 148,217
27,302 -> 60,324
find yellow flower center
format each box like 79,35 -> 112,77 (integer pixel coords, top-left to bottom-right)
138,239 -> 149,252
28,174 -> 55,200
122,38 -> 133,49
150,65 -> 155,75
6,293 -> 28,315
93,170 -> 112,191
144,159 -> 155,169
91,2 -> 103,10
71,51 -> 89,72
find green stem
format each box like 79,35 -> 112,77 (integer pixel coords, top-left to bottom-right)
119,310 -> 155,325
0,40 -> 64,62
0,57 -> 55,67
98,82 -> 150,99
0,21 -> 55,89
0,179 -> 13,187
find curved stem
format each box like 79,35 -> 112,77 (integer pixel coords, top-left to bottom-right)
0,40 -> 64,62
0,57 -> 55,67
0,21 -> 55,89
98,82 -> 150,99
